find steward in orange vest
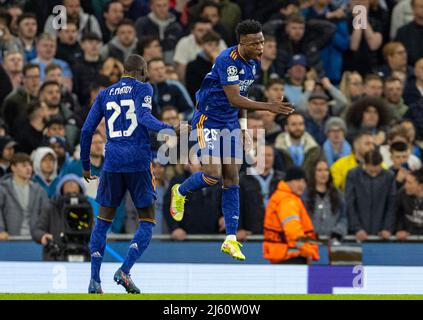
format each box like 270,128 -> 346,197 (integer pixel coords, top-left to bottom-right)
263,167 -> 320,263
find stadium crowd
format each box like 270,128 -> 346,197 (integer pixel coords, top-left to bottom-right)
1,0 -> 423,258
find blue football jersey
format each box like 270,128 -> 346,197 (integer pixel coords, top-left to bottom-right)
80,77 -> 158,173
195,45 -> 260,123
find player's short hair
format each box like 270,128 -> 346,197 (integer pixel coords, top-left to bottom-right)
265,78 -> 284,90
411,168 -> 423,184
390,141 -> 409,153
124,54 -> 147,74
23,63 -> 40,76
10,153 -> 31,167
363,150 -> 383,165
235,19 -> 262,42
17,12 -> 37,26
45,63 -> 62,75
199,30 -> 221,45
39,80 -> 60,93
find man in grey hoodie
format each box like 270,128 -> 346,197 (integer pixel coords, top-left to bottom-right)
100,19 -> 138,63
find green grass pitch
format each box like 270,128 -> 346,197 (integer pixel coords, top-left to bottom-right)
0,294 -> 423,300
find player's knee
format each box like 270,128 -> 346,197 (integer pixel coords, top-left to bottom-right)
202,166 -> 222,179
137,205 -> 155,222
222,170 -> 239,186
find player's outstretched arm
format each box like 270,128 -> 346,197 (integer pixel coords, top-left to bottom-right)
223,84 -> 294,115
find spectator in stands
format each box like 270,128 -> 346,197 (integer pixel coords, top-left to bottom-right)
0,9 -> 20,61
304,91 -> 331,146
31,173 -> 92,260
14,100 -> 50,155
363,74 -> 384,98
346,96 -> 391,145
390,0 -> 413,39
2,50 -> 23,89
346,150 -> 396,241
283,54 -> 308,106
100,19 -> 137,63
375,42 -> 413,84
266,0 -> 300,21
396,168 -> 423,239
16,12 -> 37,62
100,0 -> 124,44
0,153 -> 47,240
185,30 -> 221,102
44,0 -> 102,40
255,34 -> 280,90
119,0 -> 149,22
44,116 -> 65,139
303,158 -> 347,241
45,63 -> 80,113
368,0 -> 390,42
331,130 -> 375,191
32,146 -> 60,198
0,135 -> 16,177
383,76 -> 408,121
136,36 -> 163,62
395,0 -> 423,66
100,57 -> 124,84
199,0 -> 231,45
163,162 -> 223,240
173,17 -> 226,82
135,0 -> 183,64
265,13 -> 336,77
238,144 -> 284,241
390,141 -> 412,189
263,166 -> 319,264
379,125 -> 421,171
39,81 -> 79,149
399,119 -> 422,159
72,32 -> 103,106
6,3 -> 23,36
31,33 -> 73,90
339,71 -> 364,106
344,0 -> 384,75
46,135 -> 71,178
298,76 -> 348,116
2,63 -> 40,131
323,117 -> 351,167
274,112 -> 321,172
147,57 -> 194,118
403,57 -> 423,106
0,64 -> 13,108
55,20 -> 82,67
0,118 -> 8,137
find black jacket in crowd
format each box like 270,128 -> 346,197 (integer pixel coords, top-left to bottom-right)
185,53 -> 213,103
150,80 -> 194,117
395,21 -> 423,66
72,57 -> 103,106
396,187 -> 423,235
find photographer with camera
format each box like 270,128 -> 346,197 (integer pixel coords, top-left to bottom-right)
31,173 -> 93,261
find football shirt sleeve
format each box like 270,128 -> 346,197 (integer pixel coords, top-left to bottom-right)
216,55 -> 240,86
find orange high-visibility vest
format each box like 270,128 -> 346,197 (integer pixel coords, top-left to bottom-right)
263,181 -> 318,263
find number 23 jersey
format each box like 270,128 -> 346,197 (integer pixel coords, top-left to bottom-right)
82,77 -> 155,173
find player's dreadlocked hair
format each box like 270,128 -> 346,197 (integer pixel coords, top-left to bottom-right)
235,19 -> 262,42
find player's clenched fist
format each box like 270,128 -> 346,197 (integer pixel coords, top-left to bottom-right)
268,101 -> 295,115
83,170 -> 98,183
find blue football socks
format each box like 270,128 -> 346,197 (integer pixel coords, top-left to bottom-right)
222,185 -> 240,236
89,217 -> 112,283
178,172 -> 220,196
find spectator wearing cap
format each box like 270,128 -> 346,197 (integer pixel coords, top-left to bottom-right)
100,19 -> 138,63
16,13 -> 38,63
173,17 -> 226,82
0,153 -> 48,240
263,13 -> 335,77
46,136 -> 72,178
323,117 -> 352,167
263,166 -> 319,264
39,81 -> 79,149
135,0 -> 183,64
383,76 -> 409,121
44,0 -> 102,41
185,30 -> 221,102
283,54 -> 308,106
1,63 -> 40,131
14,100 -> 50,155
55,20 -> 83,67
304,91 -> 331,146
30,33 -> 73,90
274,112 -> 321,173
100,0 -> 124,44
395,0 -> 423,66
346,150 -> 396,241
71,32 -> 103,106
0,135 -> 17,177
330,131 -> 376,191
31,146 -> 60,198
